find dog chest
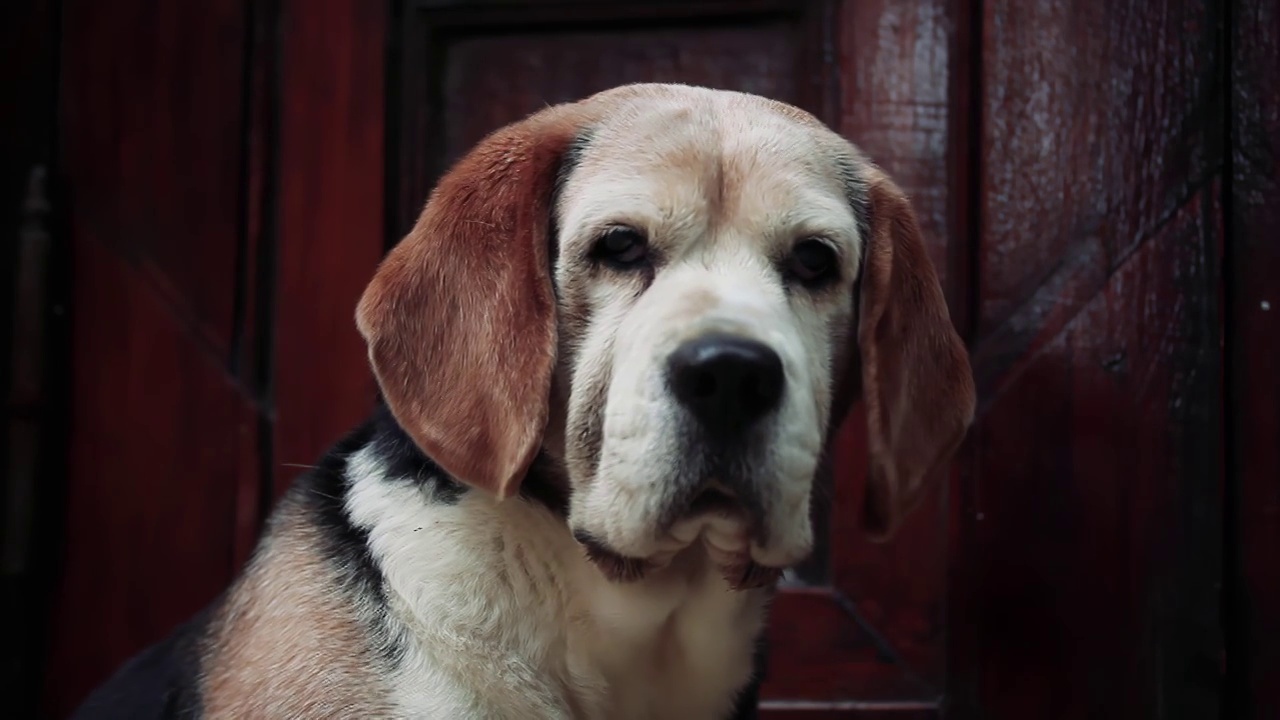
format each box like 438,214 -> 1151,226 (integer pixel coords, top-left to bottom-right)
564,549 -> 768,718
351,477 -> 767,718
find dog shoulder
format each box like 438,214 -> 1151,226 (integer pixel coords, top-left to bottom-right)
197,409 -> 467,718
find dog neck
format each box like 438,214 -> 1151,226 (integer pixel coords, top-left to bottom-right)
335,418 -> 767,718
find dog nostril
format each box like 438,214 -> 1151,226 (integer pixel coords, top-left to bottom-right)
667,333 -> 784,433
690,373 -> 718,400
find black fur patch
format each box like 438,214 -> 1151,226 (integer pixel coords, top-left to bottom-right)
521,451 -> 571,517
366,403 -> 466,504
298,419 -> 384,599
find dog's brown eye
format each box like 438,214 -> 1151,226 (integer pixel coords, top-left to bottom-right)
593,227 -> 649,268
788,239 -> 838,286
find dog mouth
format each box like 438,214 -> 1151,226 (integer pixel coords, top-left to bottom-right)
571,485 -> 783,591
685,486 -> 741,517
573,530 -> 650,583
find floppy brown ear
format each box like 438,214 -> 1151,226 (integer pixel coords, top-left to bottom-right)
355,104 -> 595,500
854,170 -> 976,540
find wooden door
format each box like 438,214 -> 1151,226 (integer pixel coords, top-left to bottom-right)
951,0 -> 1225,716
33,0 -> 1268,717
40,1 -> 268,716
38,0 -> 388,715
1231,1 -> 1280,717
388,1 -> 965,715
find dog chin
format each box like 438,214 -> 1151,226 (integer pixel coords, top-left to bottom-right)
573,509 -> 791,591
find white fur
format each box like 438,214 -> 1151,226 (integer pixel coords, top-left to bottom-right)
345,446 -> 768,720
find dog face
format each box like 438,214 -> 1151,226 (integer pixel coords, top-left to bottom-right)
551,88 -> 864,579
357,84 -> 974,587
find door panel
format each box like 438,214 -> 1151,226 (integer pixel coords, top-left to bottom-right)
960,191 -> 1221,717
37,0 -> 1239,716
58,0 -> 250,353
272,0 -> 387,496
974,0 -> 1221,339
43,238 -> 258,718
442,25 -> 797,165
1230,1 -> 1280,717
951,0 -> 1224,715
42,1 -> 264,714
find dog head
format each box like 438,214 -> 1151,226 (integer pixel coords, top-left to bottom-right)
357,84 -> 975,587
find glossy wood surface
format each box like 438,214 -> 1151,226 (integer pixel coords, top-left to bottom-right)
41,1 -> 263,715
272,0 -> 386,496
30,0 -> 1268,716
951,0 -> 1226,716
1229,0 -> 1280,716
43,237 -> 257,718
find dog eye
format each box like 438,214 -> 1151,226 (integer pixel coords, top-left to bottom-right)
787,239 -> 838,286
592,227 -> 649,268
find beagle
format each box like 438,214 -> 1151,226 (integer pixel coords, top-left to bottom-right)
72,83 -> 975,720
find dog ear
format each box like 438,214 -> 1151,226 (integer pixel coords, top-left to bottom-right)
848,169 -> 976,540
356,104 -> 595,500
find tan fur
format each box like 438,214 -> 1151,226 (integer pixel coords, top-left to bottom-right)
355,103 -> 606,501
200,500 -> 394,719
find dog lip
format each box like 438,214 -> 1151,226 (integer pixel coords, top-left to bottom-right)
572,530 -> 648,583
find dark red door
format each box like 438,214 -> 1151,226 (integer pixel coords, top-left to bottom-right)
42,2 -> 265,716
32,0 -> 1268,717
40,1 -> 388,715
951,1 -> 1225,715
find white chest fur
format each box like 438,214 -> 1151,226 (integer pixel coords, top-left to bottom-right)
344,448 -> 769,719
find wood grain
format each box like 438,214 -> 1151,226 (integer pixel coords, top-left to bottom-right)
272,0 -> 386,495
56,0 -> 250,355
39,1 -> 268,714
976,0 -> 1221,341
838,0 -> 956,290
956,6 -> 1227,710
42,239 -> 254,718
442,25 -> 797,168
1229,0 -> 1280,716
956,190 -> 1222,718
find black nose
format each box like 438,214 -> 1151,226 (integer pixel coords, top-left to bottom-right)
667,334 -> 784,433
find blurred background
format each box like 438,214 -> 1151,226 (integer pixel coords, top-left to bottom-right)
1,0 -> 1275,718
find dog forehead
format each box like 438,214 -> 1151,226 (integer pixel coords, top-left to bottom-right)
558,88 -> 855,231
